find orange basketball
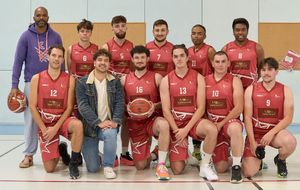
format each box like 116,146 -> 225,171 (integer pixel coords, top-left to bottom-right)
7,94 -> 28,113
128,98 -> 151,120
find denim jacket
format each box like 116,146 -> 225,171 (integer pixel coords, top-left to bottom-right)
75,70 -> 125,139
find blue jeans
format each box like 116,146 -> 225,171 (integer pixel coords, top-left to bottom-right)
81,127 -> 117,173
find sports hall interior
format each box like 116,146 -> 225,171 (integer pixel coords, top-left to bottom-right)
1,0 -> 300,189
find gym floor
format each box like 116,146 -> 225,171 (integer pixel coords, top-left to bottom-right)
0,125 -> 299,190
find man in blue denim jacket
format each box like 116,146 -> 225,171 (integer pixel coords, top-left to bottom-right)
75,49 -> 125,179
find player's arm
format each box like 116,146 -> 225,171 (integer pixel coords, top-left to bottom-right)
216,76 -> 243,129
120,75 -> 127,106
101,43 -> 109,51
154,73 -> 163,109
221,45 -> 227,52
261,86 -> 294,146
256,43 -> 265,79
29,74 -> 47,134
244,85 -> 257,156
208,47 -> 216,65
66,45 -> 72,74
160,76 -> 178,131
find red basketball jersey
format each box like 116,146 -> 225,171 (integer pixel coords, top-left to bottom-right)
70,43 -> 98,79
226,40 -> 258,88
145,41 -> 174,77
252,82 -> 284,134
107,38 -> 134,78
188,44 -> 213,77
205,73 -> 234,122
168,69 -> 198,121
37,70 -> 70,125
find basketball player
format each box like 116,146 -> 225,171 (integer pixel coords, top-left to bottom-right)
120,45 -> 170,180
206,51 -> 244,183
221,18 -> 265,90
29,45 -> 83,179
102,15 -> 134,166
160,44 -> 219,180
188,24 -> 216,162
145,19 -> 174,77
242,57 -> 296,178
67,19 -> 98,117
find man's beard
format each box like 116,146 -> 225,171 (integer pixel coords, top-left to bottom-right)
135,65 -> 146,71
116,32 -> 126,39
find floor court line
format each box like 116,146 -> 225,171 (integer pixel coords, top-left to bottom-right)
0,142 -> 24,158
247,177 -> 263,190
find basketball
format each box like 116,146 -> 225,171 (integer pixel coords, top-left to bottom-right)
128,98 -> 152,120
7,94 -> 28,113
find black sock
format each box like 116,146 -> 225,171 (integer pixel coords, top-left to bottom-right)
71,151 -> 80,162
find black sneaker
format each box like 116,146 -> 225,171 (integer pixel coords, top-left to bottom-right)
59,142 -> 70,166
77,153 -> 83,165
69,161 -> 80,179
274,154 -> 288,178
230,165 -> 243,184
120,152 -> 134,165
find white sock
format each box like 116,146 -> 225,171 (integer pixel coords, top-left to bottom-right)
232,156 -> 241,166
122,147 -> 128,155
201,151 -> 212,165
158,151 -> 168,163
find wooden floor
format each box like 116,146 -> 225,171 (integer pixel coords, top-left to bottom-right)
0,134 -> 299,190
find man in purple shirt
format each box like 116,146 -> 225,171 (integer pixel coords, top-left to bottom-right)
7,7 -> 64,168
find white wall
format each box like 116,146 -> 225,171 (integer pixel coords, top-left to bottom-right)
1,0 -> 300,124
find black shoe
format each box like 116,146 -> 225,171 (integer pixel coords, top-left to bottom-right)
59,142 -> 70,166
274,154 -> 288,178
120,152 -> 134,165
77,153 -> 83,165
69,161 -> 80,179
230,165 -> 243,184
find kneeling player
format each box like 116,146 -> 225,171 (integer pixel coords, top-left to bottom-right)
242,57 -> 296,178
160,44 -> 219,181
30,45 -> 83,179
206,51 -> 244,183
121,46 -> 170,180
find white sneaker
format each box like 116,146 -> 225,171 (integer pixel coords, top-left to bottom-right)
104,167 -> 116,179
199,164 -> 219,181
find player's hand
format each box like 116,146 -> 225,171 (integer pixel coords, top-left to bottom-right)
215,122 -> 223,132
147,101 -> 155,118
98,120 -> 115,131
260,131 -> 275,147
7,88 -> 23,102
249,141 -> 258,157
43,127 -> 58,141
126,102 -> 134,118
178,138 -> 189,148
174,128 -> 188,144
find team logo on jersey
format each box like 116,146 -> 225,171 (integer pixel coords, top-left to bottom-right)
112,50 -> 117,52
199,55 -> 205,58
128,82 -> 134,85
127,49 -> 131,51
42,84 -> 49,87
165,50 -> 171,53
222,84 -> 228,88
171,83 -> 177,85
229,49 -> 236,52
189,81 -> 194,84
275,94 -> 281,98
60,84 -> 66,88
257,94 -> 263,97
247,49 -> 253,52
146,81 -> 152,84
91,51 -> 95,54
206,85 -> 211,87
74,51 -> 80,54
258,108 -> 278,118
150,50 -> 155,52
43,99 -> 63,109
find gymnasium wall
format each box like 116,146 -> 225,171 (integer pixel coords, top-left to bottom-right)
1,0 -> 300,124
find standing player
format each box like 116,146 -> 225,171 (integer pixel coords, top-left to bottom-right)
102,15 -> 134,166
221,18 -> 265,90
121,46 -> 170,180
206,51 -> 244,183
7,7 -> 64,168
242,58 -> 296,178
67,19 -> 98,117
29,45 -> 83,179
188,24 -> 216,161
160,44 -> 219,180
145,19 -> 174,77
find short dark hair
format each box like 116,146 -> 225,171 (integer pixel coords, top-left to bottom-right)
111,15 -> 127,26
192,24 -> 206,35
93,49 -> 112,62
153,19 -> 168,29
213,51 -> 229,61
258,57 -> 279,71
77,19 -> 93,31
130,45 -> 150,57
172,44 -> 188,57
232,18 -> 249,30
48,44 -> 65,57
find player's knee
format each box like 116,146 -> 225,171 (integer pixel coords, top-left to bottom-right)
157,119 -> 170,132
44,166 -> 55,173
228,122 -> 242,134
171,167 -> 183,175
214,162 -> 227,173
285,136 -> 297,152
73,119 -> 83,133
